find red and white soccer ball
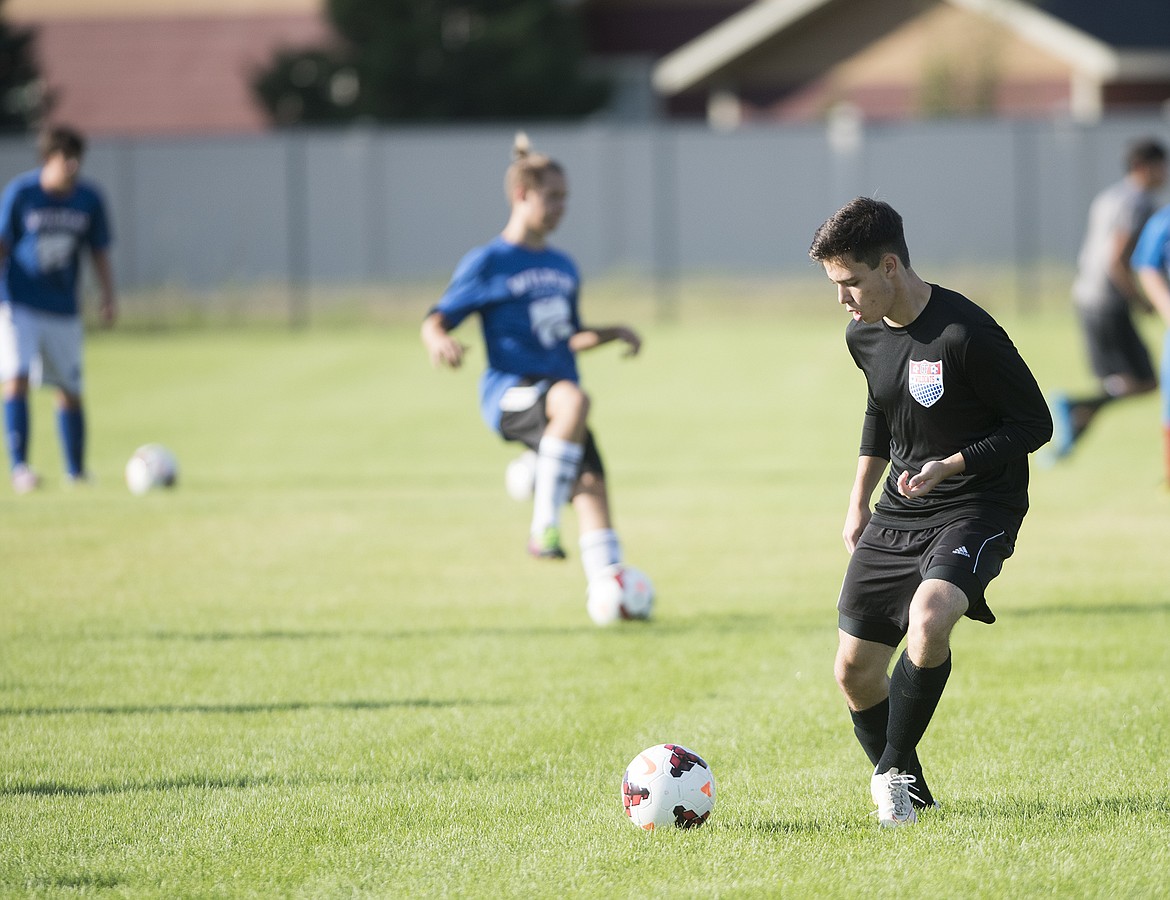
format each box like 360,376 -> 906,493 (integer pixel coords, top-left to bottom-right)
622,743 -> 716,831
586,564 -> 655,625
125,444 -> 179,495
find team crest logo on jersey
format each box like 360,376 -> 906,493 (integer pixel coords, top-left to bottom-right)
908,359 -> 944,407
529,294 -> 574,349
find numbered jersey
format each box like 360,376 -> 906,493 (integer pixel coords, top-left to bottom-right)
432,236 -> 582,431
0,168 -> 112,317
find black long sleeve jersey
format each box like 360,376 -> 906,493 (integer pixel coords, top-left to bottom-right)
846,285 -> 1053,530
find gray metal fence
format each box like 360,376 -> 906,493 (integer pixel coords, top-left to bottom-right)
2,113 -> 1167,318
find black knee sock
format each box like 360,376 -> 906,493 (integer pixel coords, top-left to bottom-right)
875,651 -> 951,777
851,697 -> 935,806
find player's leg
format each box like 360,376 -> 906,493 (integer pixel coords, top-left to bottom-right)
1,304 -> 39,492
872,518 -> 1014,813
873,578 -> 966,778
835,528 -> 937,822
41,312 -> 87,481
1162,327 -> 1170,486
56,390 -> 86,481
528,379 -> 589,558
1055,310 -> 1156,456
570,435 -> 622,582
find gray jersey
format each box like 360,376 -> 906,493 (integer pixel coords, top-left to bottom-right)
1072,177 -> 1158,311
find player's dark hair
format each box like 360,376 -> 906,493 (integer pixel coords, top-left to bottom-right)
505,132 -> 564,201
38,125 -> 86,162
809,197 -> 911,270
1126,137 -> 1166,171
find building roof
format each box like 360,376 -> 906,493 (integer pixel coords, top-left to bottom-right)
653,0 -> 1170,96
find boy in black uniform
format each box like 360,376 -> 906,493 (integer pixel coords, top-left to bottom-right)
809,198 -> 1052,827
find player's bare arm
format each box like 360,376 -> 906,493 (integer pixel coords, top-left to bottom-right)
421,311 -> 469,369
1107,228 -> 1144,303
569,325 -> 641,356
92,249 -> 117,327
1136,268 -> 1170,325
843,455 -> 887,553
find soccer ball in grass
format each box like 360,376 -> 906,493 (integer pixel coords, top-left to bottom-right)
622,743 -> 715,831
586,564 -> 655,625
504,450 -> 537,501
125,444 -> 179,495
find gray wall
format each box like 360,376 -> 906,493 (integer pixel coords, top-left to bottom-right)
3,114 -> 1168,295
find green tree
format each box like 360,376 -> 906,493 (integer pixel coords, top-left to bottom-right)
254,0 -> 610,125
0,0 -> 51,132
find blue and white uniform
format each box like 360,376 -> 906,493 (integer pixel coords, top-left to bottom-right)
431,236 -> 581,432
1132,205 -> 1170,426
0,168 -> 111,317
0,166 -> 113,481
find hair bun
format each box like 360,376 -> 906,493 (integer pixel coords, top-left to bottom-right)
512,131 -> 532,161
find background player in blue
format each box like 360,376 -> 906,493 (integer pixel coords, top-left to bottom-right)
1132,200 -> 1170,486
809,198 -> 1051,828
0,125 -> 116,493
421,133 -> 642,586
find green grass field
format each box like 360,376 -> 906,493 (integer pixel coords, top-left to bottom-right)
1,281 -> 1168,897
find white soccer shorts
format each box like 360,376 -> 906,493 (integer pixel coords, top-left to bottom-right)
0,302 -> 85,395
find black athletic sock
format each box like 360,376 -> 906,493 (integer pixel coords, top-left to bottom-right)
875,651 -> 952,777
850,698 -> 889,766
851,697 -> 935,807
1069,395 -> 1111,438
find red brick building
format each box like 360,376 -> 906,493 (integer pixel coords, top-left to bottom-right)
10,0 -> 331,135
12,0 -> 1170,136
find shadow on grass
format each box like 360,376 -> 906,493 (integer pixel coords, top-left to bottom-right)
1008,602 -> 1170,618
136,614 -> 791,643
963,794 -> 1170,820
27,873 -> 124,890
735,817 -> 859,835
0,698 -> 493,717
2,772 -> 290,798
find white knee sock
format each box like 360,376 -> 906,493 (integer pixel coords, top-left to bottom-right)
530,436 -> 583,534
579,528 -> 622,582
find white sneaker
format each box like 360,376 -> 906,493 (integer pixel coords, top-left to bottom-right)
11,464 -> 40,494
871,767 -> 918,828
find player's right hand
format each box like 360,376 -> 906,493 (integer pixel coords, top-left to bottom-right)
428,335 -> 468,369
842,505 -> 871,554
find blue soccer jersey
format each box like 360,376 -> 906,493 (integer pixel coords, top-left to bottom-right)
1132,204 -> 1170,275
0,168 -> 112,317
432,236 -> 582,431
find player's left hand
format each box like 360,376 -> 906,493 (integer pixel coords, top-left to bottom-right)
896,460 -> 951,499
615,326 -> 641,357
99,294 -> 117,328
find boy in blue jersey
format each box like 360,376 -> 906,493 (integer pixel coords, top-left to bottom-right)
0,125 -> 117,492
421,133 -> 642,586
1132,201 -> 1170,485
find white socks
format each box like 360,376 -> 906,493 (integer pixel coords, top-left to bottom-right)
579,528 -> 622,583
530,436 -> 583,536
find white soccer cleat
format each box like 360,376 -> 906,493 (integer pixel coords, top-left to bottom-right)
871,767 -> 918,828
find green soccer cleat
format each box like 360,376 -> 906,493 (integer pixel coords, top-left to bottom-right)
528,525 -> 566,560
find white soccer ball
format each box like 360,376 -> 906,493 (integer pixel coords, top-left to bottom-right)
622,743 -> 716,831
125,444 -> 179,495
586,564 -> 655,626
504,450 -> 537,501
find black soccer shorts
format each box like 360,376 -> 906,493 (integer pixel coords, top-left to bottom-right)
497,377 -> 605,477
837,516 -> 1019,647
1077,306 -> 1156,384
